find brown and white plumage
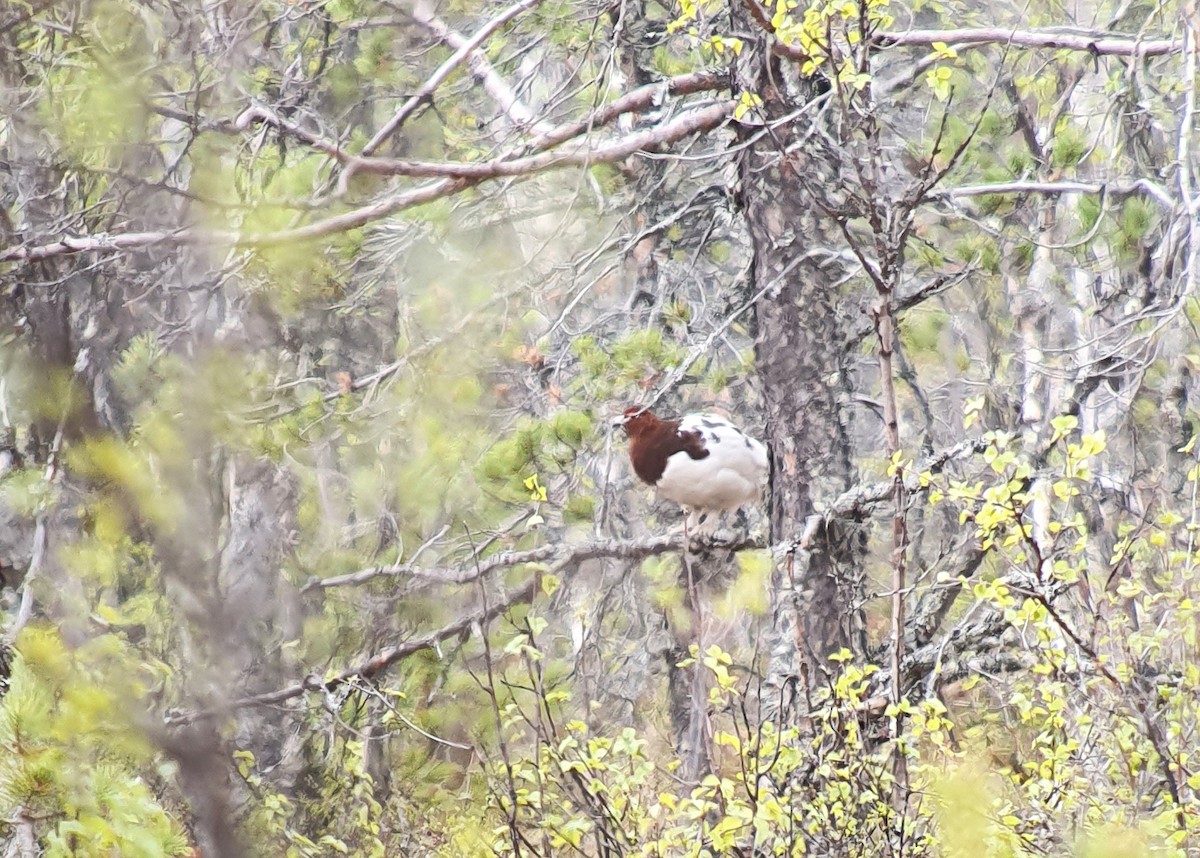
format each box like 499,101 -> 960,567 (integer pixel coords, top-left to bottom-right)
614,406 -> 768,530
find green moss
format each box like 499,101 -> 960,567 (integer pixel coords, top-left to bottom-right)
1130,397 -> 1159,429
663,297 -> 692,329
955,345 -> 972,372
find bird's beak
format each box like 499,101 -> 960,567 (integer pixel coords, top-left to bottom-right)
611,414 -> 629,429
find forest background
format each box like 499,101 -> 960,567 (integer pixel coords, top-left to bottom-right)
0,0 -> 1198,855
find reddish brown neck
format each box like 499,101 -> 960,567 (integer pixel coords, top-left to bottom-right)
625,413 -> 709,485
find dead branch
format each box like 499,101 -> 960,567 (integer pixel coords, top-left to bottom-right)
324,101 -> 735,180
408,0 -> 552,135
163,574 -> 542,727
308,436 -> 986,593
930,178 -> 1176,209
516,72 -> 725,155
762,23 -> 1181,62
1,806 -> 37,858
361,0 -> 546,156
0,101 -> 732,264
237,72 -> 725,172
874,27 -> 1182,56
301,533 -> 685,591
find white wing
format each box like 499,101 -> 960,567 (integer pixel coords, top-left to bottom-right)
656,413 -> 769,511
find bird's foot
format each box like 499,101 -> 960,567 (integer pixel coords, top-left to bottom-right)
694,533 -> 733,555
708,524 -> 743,546
683,510 -> 739,551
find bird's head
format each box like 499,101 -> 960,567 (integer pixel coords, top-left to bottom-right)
612,405 -> 657,437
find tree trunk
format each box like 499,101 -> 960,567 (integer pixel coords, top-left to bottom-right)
730,16 -> 863,719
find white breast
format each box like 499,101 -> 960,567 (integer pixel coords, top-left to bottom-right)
654,413 -> 769,512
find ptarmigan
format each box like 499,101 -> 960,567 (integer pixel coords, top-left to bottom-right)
614,406 -> 769,531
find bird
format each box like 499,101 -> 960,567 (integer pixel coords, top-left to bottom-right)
613,406 -> 769,533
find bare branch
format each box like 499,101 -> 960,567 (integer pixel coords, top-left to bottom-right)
409,0 -> 552,135
874,27 -> 1181,56
307,436 -> 986,594
301,534 -> 685,591
647,245 -> 829,409
8,385 -> 71,644
233,103 -> 353,162
768,25 -> 1183,62
2,806 -> 38,858
0,101 -> 732,264
929,178 -> 1176,209
235,71 -> 726,176
516,72 -> 725,155
329,101 -> 735,179
741,0 -> 777,35
845,267 -> 976,349
361,0 -> 546,156
0,178 -> 465,264
1177,8 -> 1200,296
817,436 -> 988,525
164,573 -> 544,726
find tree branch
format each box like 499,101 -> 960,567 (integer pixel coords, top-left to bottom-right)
929,178 -> 1176,209
763,25 -> 1182,62
0,179 -> 466,264
873,27 -> 1182,56
360,0 -> 546,156
234,71 -> 726,184
335,101 -> 734,179
0,101 -> 732,264
308,436 -> 986,593
408,0 -> 552,135
515,72 -> 725,155
164,574 -> 543,727
165,435 -> 988,727
845,268 -> 975,349
301,533 -> 687,591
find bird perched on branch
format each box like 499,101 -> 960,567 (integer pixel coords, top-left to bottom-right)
613,406 -> 769,532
